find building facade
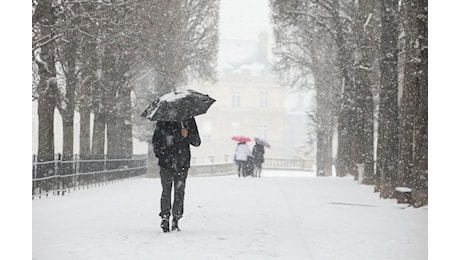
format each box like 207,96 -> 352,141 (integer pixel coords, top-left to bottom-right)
186,35 -> 313,165
189,74 -> 287,164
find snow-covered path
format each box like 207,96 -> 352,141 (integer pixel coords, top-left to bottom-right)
32,171 -> 427,260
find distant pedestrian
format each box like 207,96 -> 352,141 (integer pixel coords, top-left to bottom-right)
152,118 -> 201,232
252,142 -> 265,177
234,142 -> 250,177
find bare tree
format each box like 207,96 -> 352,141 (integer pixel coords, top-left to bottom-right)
270,0 -> 379,179
376,0 -> 399,197
269,0 -> 427,206
130,0 -> 220,176
271,0 -> 341,176
53,1 -> 85,176
77,1 -> 99,162
398,0 -> 428,206
270,0 -> 376,179
313,48 -> 341,177
33,0 -> 59,181
350,0 -> 379,183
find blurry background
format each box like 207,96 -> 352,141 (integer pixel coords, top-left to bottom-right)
32,0 -> 314,164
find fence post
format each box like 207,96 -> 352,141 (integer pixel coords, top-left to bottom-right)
104,154 -> 107,171
56,153 -> 63,195
73,153 -> 78,190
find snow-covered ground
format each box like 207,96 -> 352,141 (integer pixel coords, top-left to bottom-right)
32,170 -> 427,260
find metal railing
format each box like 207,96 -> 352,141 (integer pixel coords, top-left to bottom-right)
263,158 -> 314,171
32,154 -> 314,198
32,154 -> 147,199
186,158 -> 314,177
189,162 -> 237,176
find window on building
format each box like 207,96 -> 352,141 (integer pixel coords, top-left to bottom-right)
258,125 -> 267,139
260,90 -> 268,108
231,122 -> 240,136
232,92 -> 240,107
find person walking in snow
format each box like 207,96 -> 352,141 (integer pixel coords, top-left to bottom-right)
152,118 -> 201,232
234,142 -> 250,177
252,142 -> 265,177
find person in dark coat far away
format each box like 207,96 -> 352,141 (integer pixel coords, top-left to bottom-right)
252,143 -> 265,177
152,117 -> 201,232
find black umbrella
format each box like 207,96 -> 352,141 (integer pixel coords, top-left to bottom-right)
141,89 -> 216,122
254,137 -> 271,148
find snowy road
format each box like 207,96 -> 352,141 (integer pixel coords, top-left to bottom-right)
32,170 -> 427,260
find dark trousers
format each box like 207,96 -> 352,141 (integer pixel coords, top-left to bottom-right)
159,167 -> 189,220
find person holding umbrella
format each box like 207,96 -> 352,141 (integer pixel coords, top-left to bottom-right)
252,142 -> 265,177
142,89 -> 215,232
234,142 -> 251,177
152,118 -> 201,232
252,137 -> 270,177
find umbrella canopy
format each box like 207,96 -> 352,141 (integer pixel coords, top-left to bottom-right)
141,89 -> 215,122
231,136 -> 252,143
254,137 -> 271,148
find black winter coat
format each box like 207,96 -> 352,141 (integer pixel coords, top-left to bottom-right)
152,118 -> 201,170
252,143 -> 265,166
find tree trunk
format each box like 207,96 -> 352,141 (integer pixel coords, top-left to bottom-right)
106,82 -> 133,159
34,0 -> 58,181
316,128 -> 327,176
61,29 -> 78,177
353,0 -> 377,184
91,110 -> 106,156
106,113 -> 120,155
61,111 -> 74,178
314,74 -> 335,177
62,113 -> 74,160
377,0 -> 399,198
398,0 -> 421,191
106,84 -> 120,158
91,34 -> 108,161
410,0 -> 428,207
79,19 -> 97,164
317,129 -> 333,177
79,106 -> 91,159
332,0 -> 357,178
37,80 -> 57,179
412,71 -> 428,207
79,91 -> 92,174
119,85 -> 133,157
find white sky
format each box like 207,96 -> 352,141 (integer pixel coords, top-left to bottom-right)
219,0 -> 271,40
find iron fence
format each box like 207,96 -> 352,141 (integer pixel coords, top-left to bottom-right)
32,154 -> 147,199
32,154 -> 314,199
263,158 -> 314,171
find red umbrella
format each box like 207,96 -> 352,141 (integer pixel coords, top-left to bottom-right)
254,137 -> 271,148
231,136 -> 252,143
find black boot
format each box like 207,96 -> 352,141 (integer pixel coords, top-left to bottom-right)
161,217 -> 170,233
171,218 -> 180,232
